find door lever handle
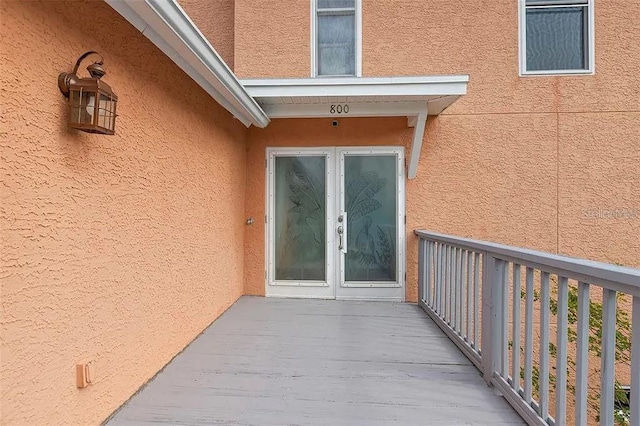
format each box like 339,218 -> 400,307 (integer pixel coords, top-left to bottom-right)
337,212 -> 347,253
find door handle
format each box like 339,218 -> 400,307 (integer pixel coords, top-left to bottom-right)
338,212 -> 347,253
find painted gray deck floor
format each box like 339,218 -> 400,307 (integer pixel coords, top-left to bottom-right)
107,297 -> 524,425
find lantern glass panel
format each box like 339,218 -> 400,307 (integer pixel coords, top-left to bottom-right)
70,87 -> 100,126
98,93 -> 114,131
69,90 -> 82,125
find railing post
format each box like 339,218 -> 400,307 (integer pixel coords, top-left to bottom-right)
481,253 -> 496,385
600,288 -> 617,426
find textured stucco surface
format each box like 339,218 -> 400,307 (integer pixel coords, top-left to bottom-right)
3,0 -> 640,423
1,1 -> 247,425
179,0 -> 235,69
245,112 -> 640,301
243,118 -> 411,296
234,0 -> 310,78
237,0 -> 640,300
234,0 -> 640,113
557,113 -> 640,266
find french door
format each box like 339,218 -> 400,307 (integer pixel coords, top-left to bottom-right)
265,147 -> 405,300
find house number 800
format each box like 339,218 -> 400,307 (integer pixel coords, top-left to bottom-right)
330,104 -> 349,114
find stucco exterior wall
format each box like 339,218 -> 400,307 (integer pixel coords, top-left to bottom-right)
0,1 -> 247,425
179,0 -> 235,69
243,118 -> 411,295
237,0 -> 640,300
244,113 -> 640,301
234,0 -> 310,78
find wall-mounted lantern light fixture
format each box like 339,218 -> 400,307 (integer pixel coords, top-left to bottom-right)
58,51 -> 118,135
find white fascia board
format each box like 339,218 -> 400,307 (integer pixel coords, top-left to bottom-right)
104,0 -> 270,128
241,76 -> 469,98
243,75 -> 470,86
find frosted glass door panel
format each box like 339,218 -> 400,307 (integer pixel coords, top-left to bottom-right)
274,156 -> 326,281
344,155 -> 397,282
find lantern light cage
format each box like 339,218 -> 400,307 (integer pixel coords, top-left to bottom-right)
58,51 -> 118,135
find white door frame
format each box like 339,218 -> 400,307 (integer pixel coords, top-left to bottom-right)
265,147 -> 405,301
335,147 -> 405,301
265,148 -> 336,299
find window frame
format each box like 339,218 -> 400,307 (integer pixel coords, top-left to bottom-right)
310,0 -> 362,78
518,0 -> 595,76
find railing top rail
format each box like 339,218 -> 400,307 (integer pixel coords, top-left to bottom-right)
415,230 -> 640,292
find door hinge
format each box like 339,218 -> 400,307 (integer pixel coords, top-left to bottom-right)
265,215 -> 267,223
265,271 -> 267,279
404,215 -> 407,224
265,159 -> 267,168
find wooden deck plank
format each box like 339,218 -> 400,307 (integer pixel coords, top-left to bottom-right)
107,297 -> 524,425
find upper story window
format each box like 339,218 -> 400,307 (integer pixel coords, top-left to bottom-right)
519,0 -> 595,75
312,0 -> 362,77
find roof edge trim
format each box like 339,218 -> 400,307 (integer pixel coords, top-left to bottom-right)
104,0 -> 270,128
242,75 -> 470,86
241,76 -> 469,98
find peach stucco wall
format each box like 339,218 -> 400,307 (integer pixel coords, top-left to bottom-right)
1,1 -> 247,425
243,118 -> 412,296
234,0 -> 311,78
179,0 -> 235,69
244,113 -> 640,302
237,0 -> 640,300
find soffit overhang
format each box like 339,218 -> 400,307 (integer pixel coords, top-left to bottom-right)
241,76 -> 469,178
241,76 -> 468,117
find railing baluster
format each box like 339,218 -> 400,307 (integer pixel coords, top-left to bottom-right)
432,243 -> 437,310
575,282 -> 590,426
512,264 -> 521,392
418,239 -> 426,303
446,245 -> 451,322
440,243 -> 445,317
539,271 -> 550,420
600,288 -> 617,426
631,295 -> 640,426
445,245 -> 450,322
452,247 -> 458,330
429,241 -> 435,306
500,260 -> 509,379
438,244 -> 447,318
449,245 -> 454,325
424,241 -> 431,304
458,248 -> 464,335
429,241 -> 436,307
524,267 -> 534,404
436,243 -> 443,317
474,253 -> 479,350
555,276 -> 569,426
466,250 -> 472,342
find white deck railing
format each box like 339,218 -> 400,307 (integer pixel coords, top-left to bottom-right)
415,230 -> 640,426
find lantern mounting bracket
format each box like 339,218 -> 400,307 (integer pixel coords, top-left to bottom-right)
58,51 -> 105,98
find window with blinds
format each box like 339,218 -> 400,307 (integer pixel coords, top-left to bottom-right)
314,0 -> 358,77
520,0 -> 594,74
